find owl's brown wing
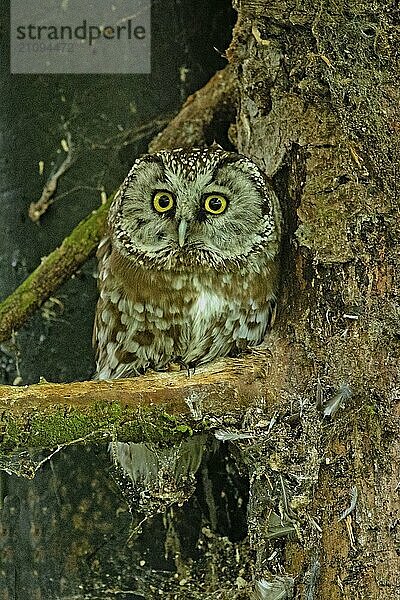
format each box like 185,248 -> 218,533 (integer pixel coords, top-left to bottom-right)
93,235 -> 155,379
92,235 -> 112,362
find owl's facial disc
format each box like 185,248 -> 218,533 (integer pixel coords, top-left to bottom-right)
110,149 -> 280,269
176,193 -> 229,247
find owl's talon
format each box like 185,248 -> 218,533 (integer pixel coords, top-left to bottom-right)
186,362 -> 196,377
172,357 -> 196,377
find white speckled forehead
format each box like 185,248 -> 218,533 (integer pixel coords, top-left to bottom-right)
157,147 -> 230,181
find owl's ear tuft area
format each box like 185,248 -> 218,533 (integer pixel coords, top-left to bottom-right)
122,153 -> 165,190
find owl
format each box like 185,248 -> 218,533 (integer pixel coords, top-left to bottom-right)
93,146 -> 281,380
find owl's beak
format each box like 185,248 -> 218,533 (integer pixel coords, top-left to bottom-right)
178,219 -> 188,247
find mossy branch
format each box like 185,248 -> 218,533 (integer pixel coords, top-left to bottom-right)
0,353 -> 264,452
0,200 -> 111,344
0,65 -> 236,344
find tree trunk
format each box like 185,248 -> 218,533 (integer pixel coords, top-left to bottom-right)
229,0 -> 399,597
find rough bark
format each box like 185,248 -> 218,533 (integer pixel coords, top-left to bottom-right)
228,1 -> 400,598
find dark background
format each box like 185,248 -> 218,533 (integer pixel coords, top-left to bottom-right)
0,3 -> 250,599
0,0 -> 235,385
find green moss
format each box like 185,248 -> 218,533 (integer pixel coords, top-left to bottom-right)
118,410 -> 195,446
0,196 -> 113,343
0,401 -> 199,454
361,403 -> 381,445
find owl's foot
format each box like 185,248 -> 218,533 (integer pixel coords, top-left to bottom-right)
168,357 -> 196,377
166,361 -> 182,372
187,362 -> 197,377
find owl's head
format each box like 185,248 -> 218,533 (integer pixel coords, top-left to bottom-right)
108,146 -> 281,271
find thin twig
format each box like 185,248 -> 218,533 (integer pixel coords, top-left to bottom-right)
29,132 -> 76,223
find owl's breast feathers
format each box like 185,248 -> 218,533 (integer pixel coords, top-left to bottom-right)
94,238 -> 277,379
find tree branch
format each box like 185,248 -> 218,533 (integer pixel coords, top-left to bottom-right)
0,353 -> 264,452
149,64 -> 237,151
0,65 -> 236,344
0,200 -> 111,344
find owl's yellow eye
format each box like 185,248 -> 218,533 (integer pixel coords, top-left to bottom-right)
153,191 -> 174,213
203,194 -> 228,215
